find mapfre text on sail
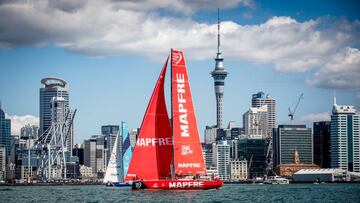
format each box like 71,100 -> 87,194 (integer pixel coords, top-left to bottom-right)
176,73 -> 189,137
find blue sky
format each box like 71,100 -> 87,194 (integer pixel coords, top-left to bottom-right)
0,0 -> 359,143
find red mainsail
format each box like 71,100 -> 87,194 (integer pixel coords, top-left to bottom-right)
171,49 -> 206,176
125,57 -> 173,181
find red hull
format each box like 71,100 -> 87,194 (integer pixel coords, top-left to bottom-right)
132,179 -> 222,190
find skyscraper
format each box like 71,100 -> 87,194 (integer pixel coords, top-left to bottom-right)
237,134 -> 267,178
101,125 -> 120,167
84,135 -> 104,174
0,103 -> 11,159
273,125 -> 313,168
243,105 -> 268,135
211,10 -> 228,129
313,121 -> 331,168
331,97 -> 360,172
39,77 -> 73,151
252,91 -> 276,138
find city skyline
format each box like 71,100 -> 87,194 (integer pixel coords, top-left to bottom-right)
0,0 -> 359,143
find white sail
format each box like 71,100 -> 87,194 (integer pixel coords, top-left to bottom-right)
103,132 -> 122,183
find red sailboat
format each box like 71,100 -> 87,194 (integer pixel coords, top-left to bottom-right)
126,49 -> 222,190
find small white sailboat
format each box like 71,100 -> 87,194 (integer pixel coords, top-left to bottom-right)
103,122 -> 132,187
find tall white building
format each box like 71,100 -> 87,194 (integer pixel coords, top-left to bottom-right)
331,97 -> 360,172
216,141 -> 230,180
243,105 -> 268,136
252,91 -> 276,138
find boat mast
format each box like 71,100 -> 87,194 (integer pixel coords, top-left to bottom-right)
170,49 -> 175,180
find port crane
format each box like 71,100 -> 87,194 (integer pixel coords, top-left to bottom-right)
288,93 -> 304,121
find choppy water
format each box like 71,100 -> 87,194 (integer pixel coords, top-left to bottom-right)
0,183 -> 359,202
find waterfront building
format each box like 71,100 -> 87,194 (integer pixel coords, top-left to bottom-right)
0,144 -> 5,181
39,77 -> 73,152
211,11 -> 228,129
237,134 -> 267,178
331,98 -> 360,172
313,121 -> 331,168
276,150 -> 319,177
14,148 -> 39,181
72,144 -> 84,165
293,168 -> 346,183
80,165 -> 94,178
251,91 -> 276,138
0,103 -> 11,160
230,159 -> 248,181
66,160 -> 80,179
84,136 -> 104,174
273,124 -> 313,169
205,166 -> 219,179
101,125 -> 120,167
215,141 -> 230,180
243,105 -> 268,136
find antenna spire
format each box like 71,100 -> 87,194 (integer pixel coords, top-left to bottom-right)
217,8 -> 220,53
333,89 -> 337,105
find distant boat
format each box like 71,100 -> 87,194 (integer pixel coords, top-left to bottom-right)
103,122 -> 132,187
263,176 -> 289,184
125,49 -> 222,190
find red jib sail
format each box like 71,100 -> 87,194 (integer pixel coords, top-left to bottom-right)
125,57 -> 173,181
171,49 -> 206,176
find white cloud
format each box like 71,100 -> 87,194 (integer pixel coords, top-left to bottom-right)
0,0 -> 359,93
5,114 -> 39,135
307,47 -> 360,90
299,112 -> 330,123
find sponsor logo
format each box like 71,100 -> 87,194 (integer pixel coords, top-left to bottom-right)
152,183 -> 158,188
109,153 -> 116,164
177,163 -> 201,168
136,137 -> 172,147
176,73 -> 189,137
169,181 -> 204,188
181,145 -> 193,155
172,51 -> 183,65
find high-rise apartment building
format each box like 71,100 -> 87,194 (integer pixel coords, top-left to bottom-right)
252,91 -> 276,138
331,98 -> 360,172
313,121 -> 331,168
84,136 -> 104,174
215,141 -> 230,180
39,77 -> 73,151
243,105 -> 268,135
0,103 -> 11,159
273,125 -> 313,168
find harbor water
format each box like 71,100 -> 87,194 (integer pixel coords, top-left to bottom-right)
1,183 -> 359,202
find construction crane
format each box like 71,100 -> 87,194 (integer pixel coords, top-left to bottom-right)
288,93 -> 304,121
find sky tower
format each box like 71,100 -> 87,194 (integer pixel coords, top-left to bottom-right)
211,9 -> 228,129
